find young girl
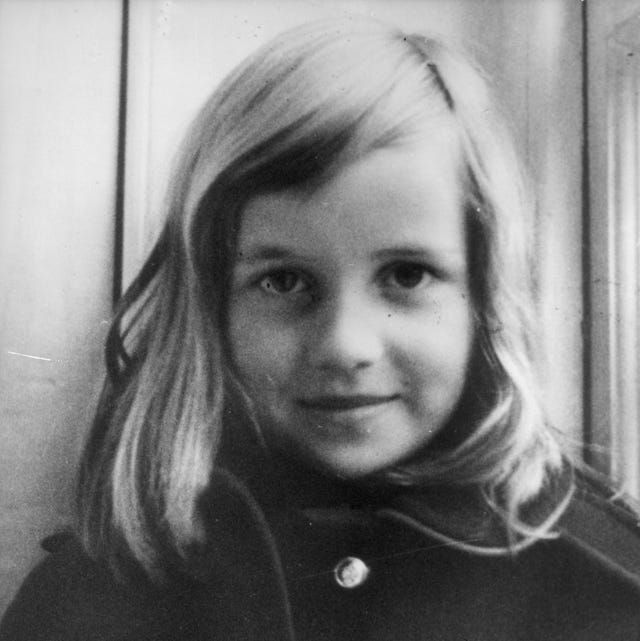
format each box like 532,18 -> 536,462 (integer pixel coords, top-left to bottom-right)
3,17 -> 640,641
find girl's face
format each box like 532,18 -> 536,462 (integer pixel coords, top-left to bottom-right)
227,132 -> 474,478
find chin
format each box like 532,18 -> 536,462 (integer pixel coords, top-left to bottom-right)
306,449 -> 400,480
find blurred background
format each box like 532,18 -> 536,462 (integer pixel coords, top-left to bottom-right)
1,0 -> 639,616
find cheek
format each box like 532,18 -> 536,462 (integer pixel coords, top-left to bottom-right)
401,299 -> 474,402
228,316 -> 298,393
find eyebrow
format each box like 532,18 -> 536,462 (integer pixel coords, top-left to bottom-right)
234,244 -> 466,266
234,246 -> 302,265
372,245 -> 465,260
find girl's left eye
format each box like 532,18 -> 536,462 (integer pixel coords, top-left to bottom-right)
258,270 -> 308,295
382,262 -> 433,289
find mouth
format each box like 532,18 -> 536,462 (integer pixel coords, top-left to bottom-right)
298,394 -> 399,412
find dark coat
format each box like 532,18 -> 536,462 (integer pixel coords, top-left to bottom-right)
3,460 -> 640,641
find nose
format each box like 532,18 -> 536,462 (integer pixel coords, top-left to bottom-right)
306,292 -> 384,374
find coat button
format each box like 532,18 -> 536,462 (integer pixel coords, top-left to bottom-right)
333,556 -> 370,589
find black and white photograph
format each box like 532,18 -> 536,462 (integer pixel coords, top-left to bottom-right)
1,0 -> 640,638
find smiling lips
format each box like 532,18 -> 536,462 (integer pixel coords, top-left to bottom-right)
298,395 -> 399,412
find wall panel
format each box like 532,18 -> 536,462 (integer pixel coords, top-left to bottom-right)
0,0 -> 120,614
587,0 -> 640,492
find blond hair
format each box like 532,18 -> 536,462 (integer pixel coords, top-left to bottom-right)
78,17 -> 567,580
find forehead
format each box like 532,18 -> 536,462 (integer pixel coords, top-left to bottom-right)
236,130 -> 466,262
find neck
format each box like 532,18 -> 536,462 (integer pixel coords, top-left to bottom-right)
217,414 -> 398,510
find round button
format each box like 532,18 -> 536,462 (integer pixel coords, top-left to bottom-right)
333,556 -> 370,589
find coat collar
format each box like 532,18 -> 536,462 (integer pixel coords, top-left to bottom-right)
383,463 -> 574,551
213,420 -> 574,553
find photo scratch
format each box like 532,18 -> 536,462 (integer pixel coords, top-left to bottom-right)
7,351 -> 53,362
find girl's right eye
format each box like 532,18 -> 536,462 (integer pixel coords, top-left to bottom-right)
258,270 -> 308,295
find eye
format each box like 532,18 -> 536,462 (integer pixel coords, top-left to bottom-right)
382,262 -> 433,289
258,269 -> 308,295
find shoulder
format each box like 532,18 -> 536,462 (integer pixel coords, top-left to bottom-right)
0,533 -> 189,641
557,465 -> 640,591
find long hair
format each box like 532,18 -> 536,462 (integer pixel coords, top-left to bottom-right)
77,17 -> 567,580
